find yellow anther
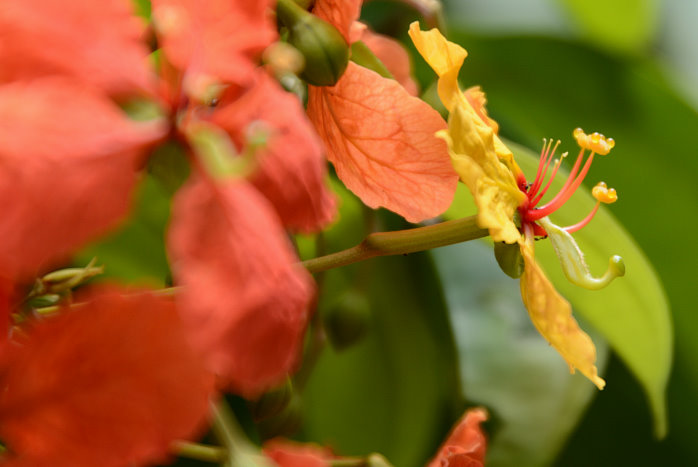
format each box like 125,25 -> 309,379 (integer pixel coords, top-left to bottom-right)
592,181 -> 618,204
573,128 -> 615,155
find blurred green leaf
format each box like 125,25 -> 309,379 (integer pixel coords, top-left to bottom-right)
557,0 -> 658,54
131,0 -> 151,20
433,240 -> 608,467
300,183 -> 461,467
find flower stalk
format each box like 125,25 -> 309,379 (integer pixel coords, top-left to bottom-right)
173,441 -> 227,463
302,216 -> 488,273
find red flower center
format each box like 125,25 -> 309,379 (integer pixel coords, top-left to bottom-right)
516,128 -> 616,237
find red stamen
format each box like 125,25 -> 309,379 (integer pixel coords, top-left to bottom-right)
529,139 -> 550,194
530,153 -> 566,207
564,202 -> 600,234
528,152 -> 595,221
529,140 -> 557,198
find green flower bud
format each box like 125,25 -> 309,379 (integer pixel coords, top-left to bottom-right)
277,0 -> 349,86
366,453 -> 395,467
26,294 -> 61,309
249,378 -> 293,422
325,290 -> 371,351
258,393 -> 303,439
494,241 -> 524,279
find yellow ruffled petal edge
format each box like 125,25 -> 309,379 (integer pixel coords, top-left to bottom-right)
519,235 -> 606,389
437,99 -> 525,244
408,21 -> 465,112
409,22 -> 526,243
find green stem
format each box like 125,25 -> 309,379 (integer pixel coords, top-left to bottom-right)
173,441 -> 227,463
330,459 -> 367,467
211,400 -> 273,467
302,216 -> 487,273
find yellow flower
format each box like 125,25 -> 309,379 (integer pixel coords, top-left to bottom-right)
409,22 -> 626,389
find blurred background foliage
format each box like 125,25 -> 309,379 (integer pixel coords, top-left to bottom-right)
85,0 -> 696,465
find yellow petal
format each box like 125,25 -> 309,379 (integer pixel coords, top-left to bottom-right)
438,99 -> 525,243
408,21 -> 466,112
519,234 -> 606,389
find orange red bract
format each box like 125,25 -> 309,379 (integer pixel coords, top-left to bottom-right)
0,0 -> 333,461
167,176 -> 315,396
264,439 -> 333,467
428,408 -> 488,467
151,0 -> 278,90
209,70 -> 336,233
0,77 -> 165,282
306,0 -> 457,223
0,289 -> 214,467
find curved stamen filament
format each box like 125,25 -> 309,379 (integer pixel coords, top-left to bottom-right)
528,151 -> 595,221
552,148 -> 585,203
564,201 -> 600,234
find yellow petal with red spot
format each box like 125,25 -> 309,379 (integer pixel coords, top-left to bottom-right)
519,234 -> 605,389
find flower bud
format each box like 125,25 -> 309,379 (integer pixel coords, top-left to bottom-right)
258,392 -> 303,439
276,0 -> 349,86
325,290 -> 371,350
249,378 -> 294,422
367,453 -> 395,467
494,241 -> 524,279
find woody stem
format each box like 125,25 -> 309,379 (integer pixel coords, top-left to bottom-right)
302,216 -> 488,274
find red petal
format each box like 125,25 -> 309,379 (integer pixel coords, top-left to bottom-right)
361,29 -> 419,96
210,72 -> 336,233
429,408 -> 488,467
167,176 -> 314,397
0,0 -> 154,98
0,288 -> 214,467
311,0 -> 362,43
151,0 -> 277,89
264,439 -> 332,467
307,63 -> 457,223
0,78 -> 165,281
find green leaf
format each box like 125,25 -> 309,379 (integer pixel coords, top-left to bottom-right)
300,184 -> 461,467
130,0 -> 151,20
557,0 -> 658,54
350,41 -> 394,79
433,240 -> 609,467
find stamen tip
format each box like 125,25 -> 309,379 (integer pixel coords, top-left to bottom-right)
573,128 -> 615,155
592,182 -> 618,203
